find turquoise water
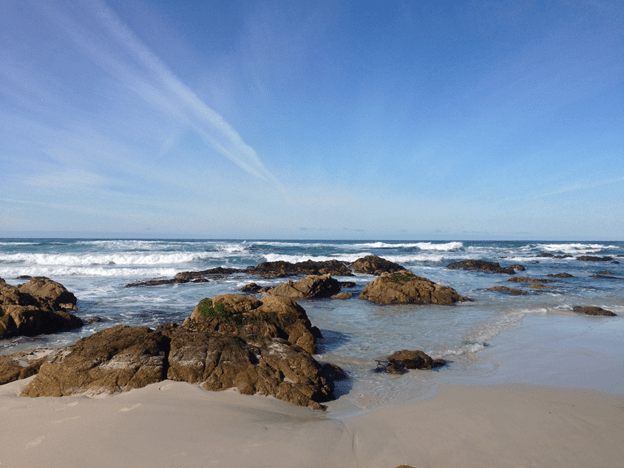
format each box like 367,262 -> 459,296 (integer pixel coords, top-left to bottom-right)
1,239 -> 622,409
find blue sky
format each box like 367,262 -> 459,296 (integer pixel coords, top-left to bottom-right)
1,0 -> 622,240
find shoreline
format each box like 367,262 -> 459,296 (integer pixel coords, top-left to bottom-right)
2,311 -> 623,468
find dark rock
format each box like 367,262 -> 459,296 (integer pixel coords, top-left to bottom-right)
350,255 -> 404,275
507,277 -> 556,284
247,260 -> 353,278
240,282 -> 270,294
85,316 -> 103,323
0,277 -> 82,339
487,286 -> 527,296
547,273 -> 574,278
375,350 -> 446,374
447,260 -> 517,275
590,274 -> 624,280
321,363 -> 348,381
576,256 -> 612,262
359,270 -> 467,305
509,264 -> 526,271
266,274 -> 341,299
572,306 -> 616,317
537,253 -> 554,258
339,281 -> 357,288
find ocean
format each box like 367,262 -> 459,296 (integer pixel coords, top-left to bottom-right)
1,239 -> 623,411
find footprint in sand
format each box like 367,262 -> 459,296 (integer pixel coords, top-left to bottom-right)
26,436 -> 45,448
119,403 -> 141,412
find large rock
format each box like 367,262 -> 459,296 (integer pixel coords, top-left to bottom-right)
350,255 -> 404,275
167,331 -> 334,410
21,325 -> 169,397
359,270 -> 467,305
247,260 -> 353,278
17,296 -> 343,409
185,294 -> 317,354
447,260 -> 518,275
0,277 -> 82,338
266,274 -> 341,299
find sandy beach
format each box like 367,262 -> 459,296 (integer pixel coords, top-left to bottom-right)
2,311 -> 623,468
1,378 -> 622,468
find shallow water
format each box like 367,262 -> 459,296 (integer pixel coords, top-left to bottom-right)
1,239 -> 622,409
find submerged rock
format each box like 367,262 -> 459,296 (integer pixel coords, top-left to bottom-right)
359,270 -> 467,305
547,272 -> 574,278
350,255 -> 404,275
572,306 -> 616,317
375,350 -> 446,374
576,256 -> 613,262
507,277 -> 556,284
487,286 -> 527,295
446,260 -> 518,275
0,277 -> 82,339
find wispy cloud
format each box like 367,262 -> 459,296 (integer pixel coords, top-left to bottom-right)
38,0 -> 282,189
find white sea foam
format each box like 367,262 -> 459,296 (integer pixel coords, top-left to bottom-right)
0,251 -> 216,266
263,253 -> 369,264
537,243 -> 617,255
352,241 -> 463,251
0,265 -> 179,278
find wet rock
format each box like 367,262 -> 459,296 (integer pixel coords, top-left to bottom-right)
247,260 -> 353,278
359,270 -> 467,305
375,350 -> 446,374
487,286 -> 527,295
528,284 -> 551,289
0,277 -> 82,339
446,260 -> 517,275
547,273 -> 574,278
572,306 -> 616,317
507,277 -> 556,284
239,282 -> 271,294
339,281 -> 357,289
266,274 -> 341,299
350,255 -> 404,275
21,325 -> 170,397
590,274 -> 624,280
509,264 -> 526,271
576,256 -> 613,262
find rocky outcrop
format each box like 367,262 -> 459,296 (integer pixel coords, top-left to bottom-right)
547,272 -> 574,278
126,267 -> 240,287
247,260 -> 353,278
359,270 -> 467,305
572,306 -> 616,317
446,260 -> 518,274
0,277 -> 83,338
375,350 -> 446,374
167,331 -> 333,410
350,255 -> 404,275
487,286 -> 527,295
265,274 -> 341,299
16,296 -> 344,410
21,325 -> 169,397
185,294 -> 317,354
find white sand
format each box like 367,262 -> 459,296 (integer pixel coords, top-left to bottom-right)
1,377 -> 622,468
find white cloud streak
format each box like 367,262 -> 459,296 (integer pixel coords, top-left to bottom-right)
39,0 -> 282,189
